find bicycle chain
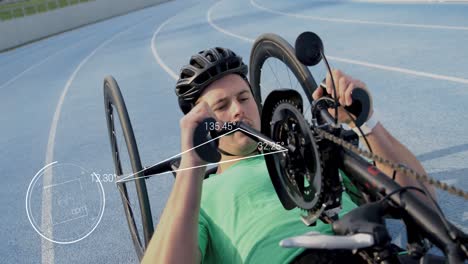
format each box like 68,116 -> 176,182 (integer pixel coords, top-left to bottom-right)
315,128 -> 468,200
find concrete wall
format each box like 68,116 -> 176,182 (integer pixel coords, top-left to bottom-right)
0,0 -> 169,51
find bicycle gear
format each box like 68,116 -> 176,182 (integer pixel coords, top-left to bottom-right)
261,93 -> 323,211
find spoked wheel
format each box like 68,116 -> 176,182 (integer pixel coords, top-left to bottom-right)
249,33 -> 318,119
249,33 -> 324,212
103,76 -> 153,261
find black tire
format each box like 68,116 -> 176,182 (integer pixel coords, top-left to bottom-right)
249,33 -> 320,210
249,33 -> 318,109
103,76 -> 154,261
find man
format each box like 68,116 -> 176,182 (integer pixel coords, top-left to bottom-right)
142,47 -> 433,263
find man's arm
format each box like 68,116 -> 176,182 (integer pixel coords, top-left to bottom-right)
313,69 -> 435,199
141,161 -> 203,264
142,102 -> 216,264
363,122 -> 436,198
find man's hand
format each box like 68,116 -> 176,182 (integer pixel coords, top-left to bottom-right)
312,69 -> 373,127
313,70 -> 436,199
179,101 -> 218,167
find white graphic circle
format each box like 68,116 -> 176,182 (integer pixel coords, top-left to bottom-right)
26,162 -> 105,244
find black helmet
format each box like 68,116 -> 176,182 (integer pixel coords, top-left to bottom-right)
175,47 -> 248,114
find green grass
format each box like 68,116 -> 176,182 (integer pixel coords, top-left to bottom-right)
58,0 -> 68,8
47,1 -> 57,10
25,6 -> 37,15
0,0 -> 96,21
12,8 -> 24,18
37,4 -> 47,13
0,11 -> 12,20
0,0 -> 47,11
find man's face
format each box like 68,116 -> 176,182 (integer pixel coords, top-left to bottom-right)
197,74 -> 261,156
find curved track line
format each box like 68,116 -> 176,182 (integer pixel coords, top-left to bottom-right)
207,1 -> 468,85
151,15 -> 179,80
328,56 -> 468,84
207,1 -> 255,42
42,14 -> 160,264
251,0 -> 468,31
150,0 -> 215,80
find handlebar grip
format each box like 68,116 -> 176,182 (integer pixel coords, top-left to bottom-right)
319,79 -> 371,127
193,118 -> 221,163
280,232 -> 374,249
344,88 -> 371,127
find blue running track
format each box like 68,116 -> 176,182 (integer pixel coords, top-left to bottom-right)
0,0 -> 467,263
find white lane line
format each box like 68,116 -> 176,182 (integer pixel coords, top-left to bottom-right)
0,33 -> 97,90
207,2 -> 254,42
250,0 -> 468,31
441,178 -> 458,185
207,1 -> 468,85
328,56 -> 468,84
42,14 -> 159,264
151,15 -> 179,80
150,0 -> 205,80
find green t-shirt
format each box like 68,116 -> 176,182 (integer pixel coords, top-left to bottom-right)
198,156 -> 358,264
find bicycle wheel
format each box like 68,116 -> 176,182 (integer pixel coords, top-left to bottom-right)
249,33 -> 325,211
249,33 -> 318,119
103,76 -> 154,260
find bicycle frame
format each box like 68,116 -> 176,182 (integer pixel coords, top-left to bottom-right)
340,148 -> 466,262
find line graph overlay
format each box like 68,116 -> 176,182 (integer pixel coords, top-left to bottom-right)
115,127 -> 288,183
